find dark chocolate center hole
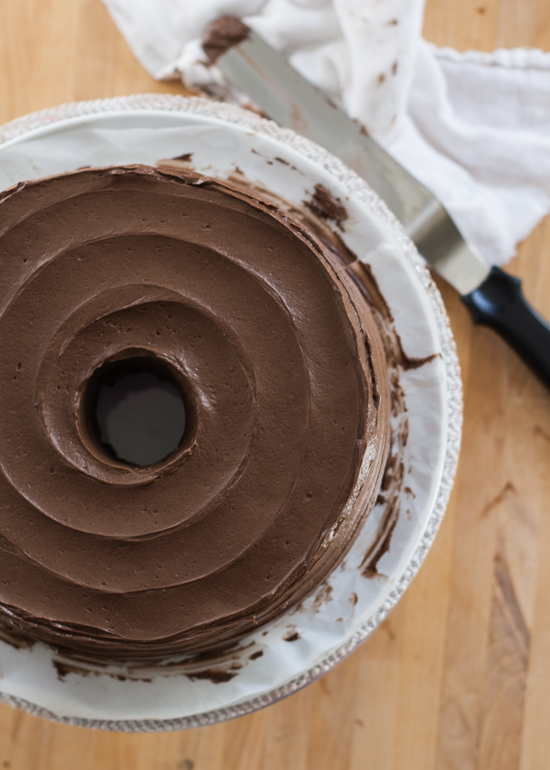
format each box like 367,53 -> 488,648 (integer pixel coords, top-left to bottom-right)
85,357 -> 187,467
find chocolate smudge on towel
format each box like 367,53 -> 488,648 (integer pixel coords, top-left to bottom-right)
203,16 -> 250,65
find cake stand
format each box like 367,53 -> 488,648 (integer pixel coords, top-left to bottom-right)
0,95 -> 462,730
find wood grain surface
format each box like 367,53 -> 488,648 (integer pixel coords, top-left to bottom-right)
0,1 -> 549,768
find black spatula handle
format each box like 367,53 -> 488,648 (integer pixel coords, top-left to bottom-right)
462,266 -> 550,389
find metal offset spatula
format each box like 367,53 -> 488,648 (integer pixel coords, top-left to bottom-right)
211,25 -> 550,390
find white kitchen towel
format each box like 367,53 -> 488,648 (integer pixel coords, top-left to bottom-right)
102,0 -> 550,266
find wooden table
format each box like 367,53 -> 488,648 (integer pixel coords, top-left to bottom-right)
0,1 -> 549,768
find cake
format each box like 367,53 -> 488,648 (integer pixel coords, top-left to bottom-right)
0,164 -> 390,661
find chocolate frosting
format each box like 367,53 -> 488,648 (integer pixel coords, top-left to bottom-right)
0,165 -> 390,660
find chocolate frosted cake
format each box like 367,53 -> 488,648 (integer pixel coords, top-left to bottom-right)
0,165 -> 390,662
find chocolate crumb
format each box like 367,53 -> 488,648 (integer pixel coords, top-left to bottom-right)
249,649 -> 264,660
362,566 -> 379,579
283,631 -> 301,642
304,184 -> 348,231
186,668 -> 238,684
313,583 -> 333,610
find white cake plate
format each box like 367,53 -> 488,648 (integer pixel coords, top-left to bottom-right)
0,95 -> 462,731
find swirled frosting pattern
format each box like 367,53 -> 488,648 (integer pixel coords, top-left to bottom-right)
0,166 -> 390,660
